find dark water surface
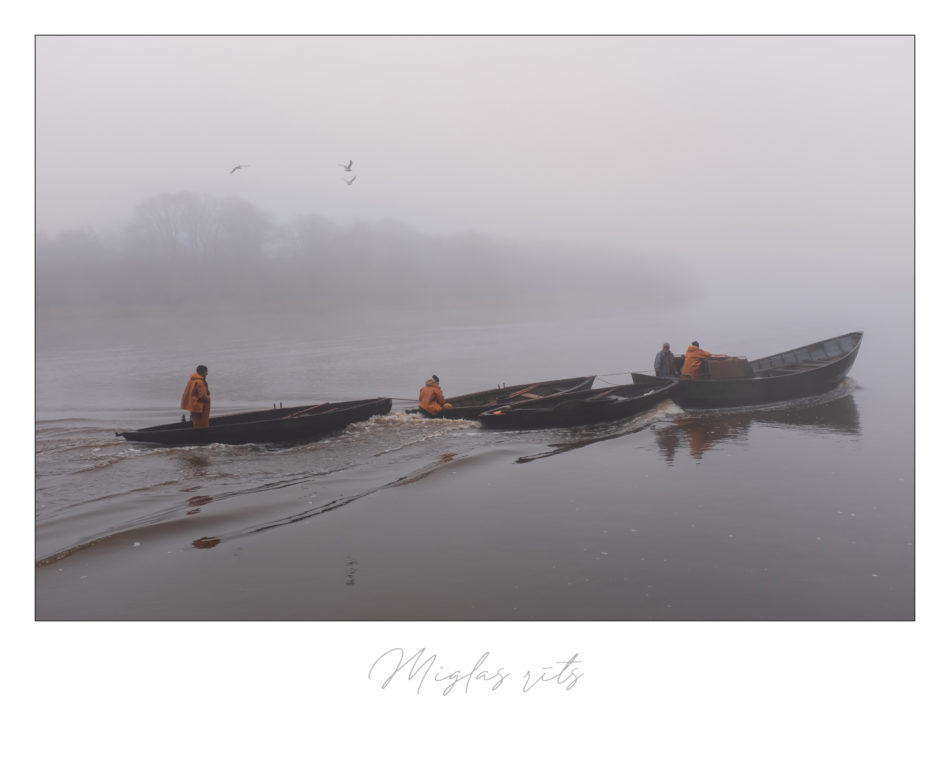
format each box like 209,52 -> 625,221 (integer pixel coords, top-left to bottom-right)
35,308 -> 913,620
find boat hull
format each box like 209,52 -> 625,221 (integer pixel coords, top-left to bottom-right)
478,379 -> 676,430
632,332 -> 862,409
117,397 -> 393,445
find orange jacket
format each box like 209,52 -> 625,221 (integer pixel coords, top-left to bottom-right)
180,373 -> 210,413
680,345 -> 712,379
418,382 -> 447,416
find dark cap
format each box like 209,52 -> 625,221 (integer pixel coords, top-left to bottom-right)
691,341 -> 699,347
196,364 -> 208,374
432,374 -> 440,383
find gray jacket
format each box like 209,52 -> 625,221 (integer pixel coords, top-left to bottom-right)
654,349 -> 678,377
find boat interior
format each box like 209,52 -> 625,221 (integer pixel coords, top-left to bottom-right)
749,333 -> 862,377
452,377 -> 594,406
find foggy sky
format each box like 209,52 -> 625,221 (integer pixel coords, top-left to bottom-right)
36,35 -> 913,291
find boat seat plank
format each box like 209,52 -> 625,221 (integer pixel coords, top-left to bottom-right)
588,387 -> 621,400
283,402 -> 330,418
507,383 -> 542,398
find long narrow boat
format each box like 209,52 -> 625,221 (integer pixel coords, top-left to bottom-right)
631,331 -> 862,409
415,375 -> 596,420
116,397 -> 393,445
478,378 -> 677,430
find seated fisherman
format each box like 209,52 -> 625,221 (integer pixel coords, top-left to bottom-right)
418,375 -> 453,418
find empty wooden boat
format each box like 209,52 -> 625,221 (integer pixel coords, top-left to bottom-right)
478,378 -> 677,430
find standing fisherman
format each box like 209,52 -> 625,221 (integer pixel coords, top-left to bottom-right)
680,341 -> 727,379
181,365 -> 211,428
654,342 -> 679,378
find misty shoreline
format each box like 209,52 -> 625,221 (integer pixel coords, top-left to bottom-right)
36,191 -> 695,327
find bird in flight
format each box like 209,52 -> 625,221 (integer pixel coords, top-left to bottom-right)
230,164 -> 250,174
339,160 -> 354,172
343,176 -> 357,186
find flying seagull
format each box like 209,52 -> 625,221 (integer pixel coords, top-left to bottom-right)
230,164 -> 250,174
343,175 -> 357,185
339,160 -> 354,172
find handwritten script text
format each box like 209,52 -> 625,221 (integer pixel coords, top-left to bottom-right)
368,648 -> 583,695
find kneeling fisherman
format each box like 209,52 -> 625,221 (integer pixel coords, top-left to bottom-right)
418,375 -> 453,418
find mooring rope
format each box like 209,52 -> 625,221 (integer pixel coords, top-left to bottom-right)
593,371 -> 652,386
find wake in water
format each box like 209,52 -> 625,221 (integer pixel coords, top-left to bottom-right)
35,384 -> 858,565
513,399 -> 682,462
35,410 -> 484,564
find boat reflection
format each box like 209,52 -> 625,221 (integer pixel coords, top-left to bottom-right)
655,392 -> 861,463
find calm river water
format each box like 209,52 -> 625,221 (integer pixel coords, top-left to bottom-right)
34,304 -> 914,620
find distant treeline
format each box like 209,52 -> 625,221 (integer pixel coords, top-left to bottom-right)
37,192 -> 681,316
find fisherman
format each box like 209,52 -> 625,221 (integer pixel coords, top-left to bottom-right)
417,374 -> 453,418
181,365 -> 211,428
680,341 -> 727,379
654,342 -> 679,378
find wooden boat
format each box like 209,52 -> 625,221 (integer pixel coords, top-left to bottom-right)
478,377 -> 677,430
116,397 -> 393,445
414,375 -> 596,420
631,331 -> 862,409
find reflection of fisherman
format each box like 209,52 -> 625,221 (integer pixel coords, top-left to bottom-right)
680,341 -> 727,379
654,342 -> 679,378
418,375 -> 453,418
181,365 -> 211,428
671,418 -> 713,460
654,425 -> 679,464
685,423 -> 709,460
